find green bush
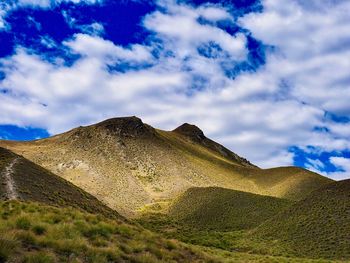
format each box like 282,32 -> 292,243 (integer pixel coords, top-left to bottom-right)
32,225 -> 47,235
15,216 -> 31,230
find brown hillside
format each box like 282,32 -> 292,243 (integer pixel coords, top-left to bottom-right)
0,116 -> 333,216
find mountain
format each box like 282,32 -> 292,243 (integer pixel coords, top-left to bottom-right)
0,147 -> 215,262
0,147 -> 120,219
252,179 -> 350,260
167,187 -> 292,231
0,116 -> 333,216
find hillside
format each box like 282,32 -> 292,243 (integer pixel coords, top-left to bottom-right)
251,179 -> 350,260
168,187 -> 293,231
0,201 -> 213,263
0,116 -> 333,216
0,147 -> 121,219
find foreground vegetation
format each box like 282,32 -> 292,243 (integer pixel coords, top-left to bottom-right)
138,182 -> 350,262
0,201 -> 213,262
137,213 -> 344,262
1,200 -> 345,263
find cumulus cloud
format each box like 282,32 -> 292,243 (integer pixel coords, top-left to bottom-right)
329,157 -> 350,180
240,0 -> 350,115
0,0 -> 350,180
144,2 -> 247,60
64,34 -> 153,63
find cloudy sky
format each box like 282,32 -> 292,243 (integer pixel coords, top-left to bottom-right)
0,0 -> 349,179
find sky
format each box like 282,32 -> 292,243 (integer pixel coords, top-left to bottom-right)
0,0 -> 349,180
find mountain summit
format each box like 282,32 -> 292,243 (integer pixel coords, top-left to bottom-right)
173,123 -> 206,141
94,116 -> 155,137
174,123 -> 255,168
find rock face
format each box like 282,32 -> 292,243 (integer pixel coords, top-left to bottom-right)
95,116 -> 155,137
173,123 -> 206,142
174,123 -> 256,168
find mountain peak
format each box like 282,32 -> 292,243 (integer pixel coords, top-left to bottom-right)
173,123 -> 206,141
93,116 -> 154,137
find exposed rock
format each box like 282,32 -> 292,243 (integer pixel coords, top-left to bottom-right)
95,116 -> 155,137
173,123 -> 206,142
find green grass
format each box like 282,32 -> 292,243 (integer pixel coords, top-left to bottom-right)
250,179 -> 350,260
137,214 -> 343,262
137,185 -> 350,262
0,201 -> 214,262
168,187 -> 293,231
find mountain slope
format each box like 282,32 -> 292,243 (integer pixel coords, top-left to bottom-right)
0,147 -> 121,219
0,116 -> 333,216
168,187 -> 293,231
252,179 -> 350,260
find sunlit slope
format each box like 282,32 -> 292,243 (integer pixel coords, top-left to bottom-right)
252,179 -> 350,260
168,187 -> 293,231
243,166 -> 333,201
0,201 -> 213,263
0,117 -> 333,216
0,147 -> 121,219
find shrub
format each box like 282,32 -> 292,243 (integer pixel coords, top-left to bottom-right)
16,216 -> 31,230
32,225 -> 47,235
15,232 -> 37,246
83,223 -> 114,238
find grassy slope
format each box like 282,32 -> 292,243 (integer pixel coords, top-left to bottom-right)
137,185 -> 349,262
0,147 -> 121,219
0,117 -> 333,216
243,166 -> 333,201
137,187 -> 293,255
0,201 -> 213,263
250,179 -> 350,260
168,187 -> 293,231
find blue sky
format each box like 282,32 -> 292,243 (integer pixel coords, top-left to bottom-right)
0,0 -> 350,179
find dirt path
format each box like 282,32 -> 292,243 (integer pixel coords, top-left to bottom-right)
1,158 -> 19,200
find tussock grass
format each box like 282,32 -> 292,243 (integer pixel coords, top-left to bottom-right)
138,185 -> 350,262
0,201 -> 214,262
251,179 -> 350,260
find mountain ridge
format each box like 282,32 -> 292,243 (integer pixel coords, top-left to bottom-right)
0,116 -> 333,216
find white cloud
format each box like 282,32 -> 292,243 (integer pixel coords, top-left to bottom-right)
0,0 -> 350,180
143,1 -> 247,60
329,157 -> 350,180
197,5 -> 232,22
64,33 -> 153,63
239,0 -> 350,115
